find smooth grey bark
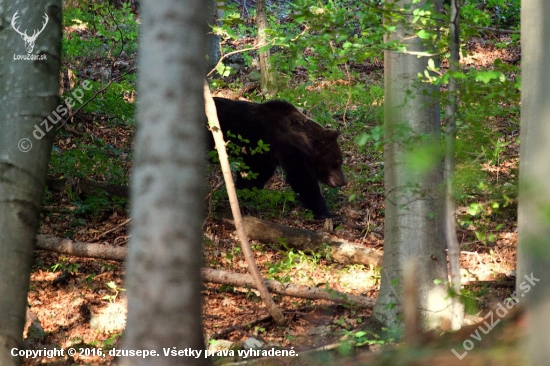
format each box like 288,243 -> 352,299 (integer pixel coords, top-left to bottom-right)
0,1 -> 61,365
256,0 -> 277,95
206,0 -> 222,73
444,0 -> 464,330
372,0 -> 452,329
517,1 -> 550,364
120,1 -> 209,365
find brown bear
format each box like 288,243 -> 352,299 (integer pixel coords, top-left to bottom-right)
210,97 -> 346,218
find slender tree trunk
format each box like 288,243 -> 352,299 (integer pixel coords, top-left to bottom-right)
256,0 -> 277,95
373,0 -> 452,329
0,1 -> 61,365
517,1 -> 550,364
206,0 -> 222,74
120,1 -> 209,365
444,0 -> 464,330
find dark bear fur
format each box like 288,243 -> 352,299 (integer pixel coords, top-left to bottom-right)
210,97 -> 346,219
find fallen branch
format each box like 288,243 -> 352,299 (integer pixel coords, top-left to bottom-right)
38,212 -> 381,268
228,216 -> 382,267
37,235 -> 126,260
35,235 -> 373,308
98,218 -> 131,239
202,268 -> 373,308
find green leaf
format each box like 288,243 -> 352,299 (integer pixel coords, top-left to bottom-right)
417,29 -> 430,39
356,133 -> 368,147
216,64 -> 232,77
475,70 -> 505,83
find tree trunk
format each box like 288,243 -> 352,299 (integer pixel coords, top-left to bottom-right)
256,0 -> 277,95
372,0 -> 452,330
517,1 -> 550,364
444,0 -> 464,330
206,0 -> 222,74
119,1 -> 209,364
0,2 -> 61,365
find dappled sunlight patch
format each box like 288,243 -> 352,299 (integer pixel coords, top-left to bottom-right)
461,36 -> 520,68
481,158 -> 518,177
89,299 -> 127,333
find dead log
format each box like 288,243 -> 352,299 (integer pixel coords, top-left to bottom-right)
38,214 -> 381,268
35,235 -> 373,308
202,268 -> 373,308
37,235 -> 126,260
231,216 -> 382,267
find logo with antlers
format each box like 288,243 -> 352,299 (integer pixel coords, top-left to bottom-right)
11,11 -> 49,54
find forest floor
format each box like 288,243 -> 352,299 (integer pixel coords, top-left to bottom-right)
24,34 -> 522,365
